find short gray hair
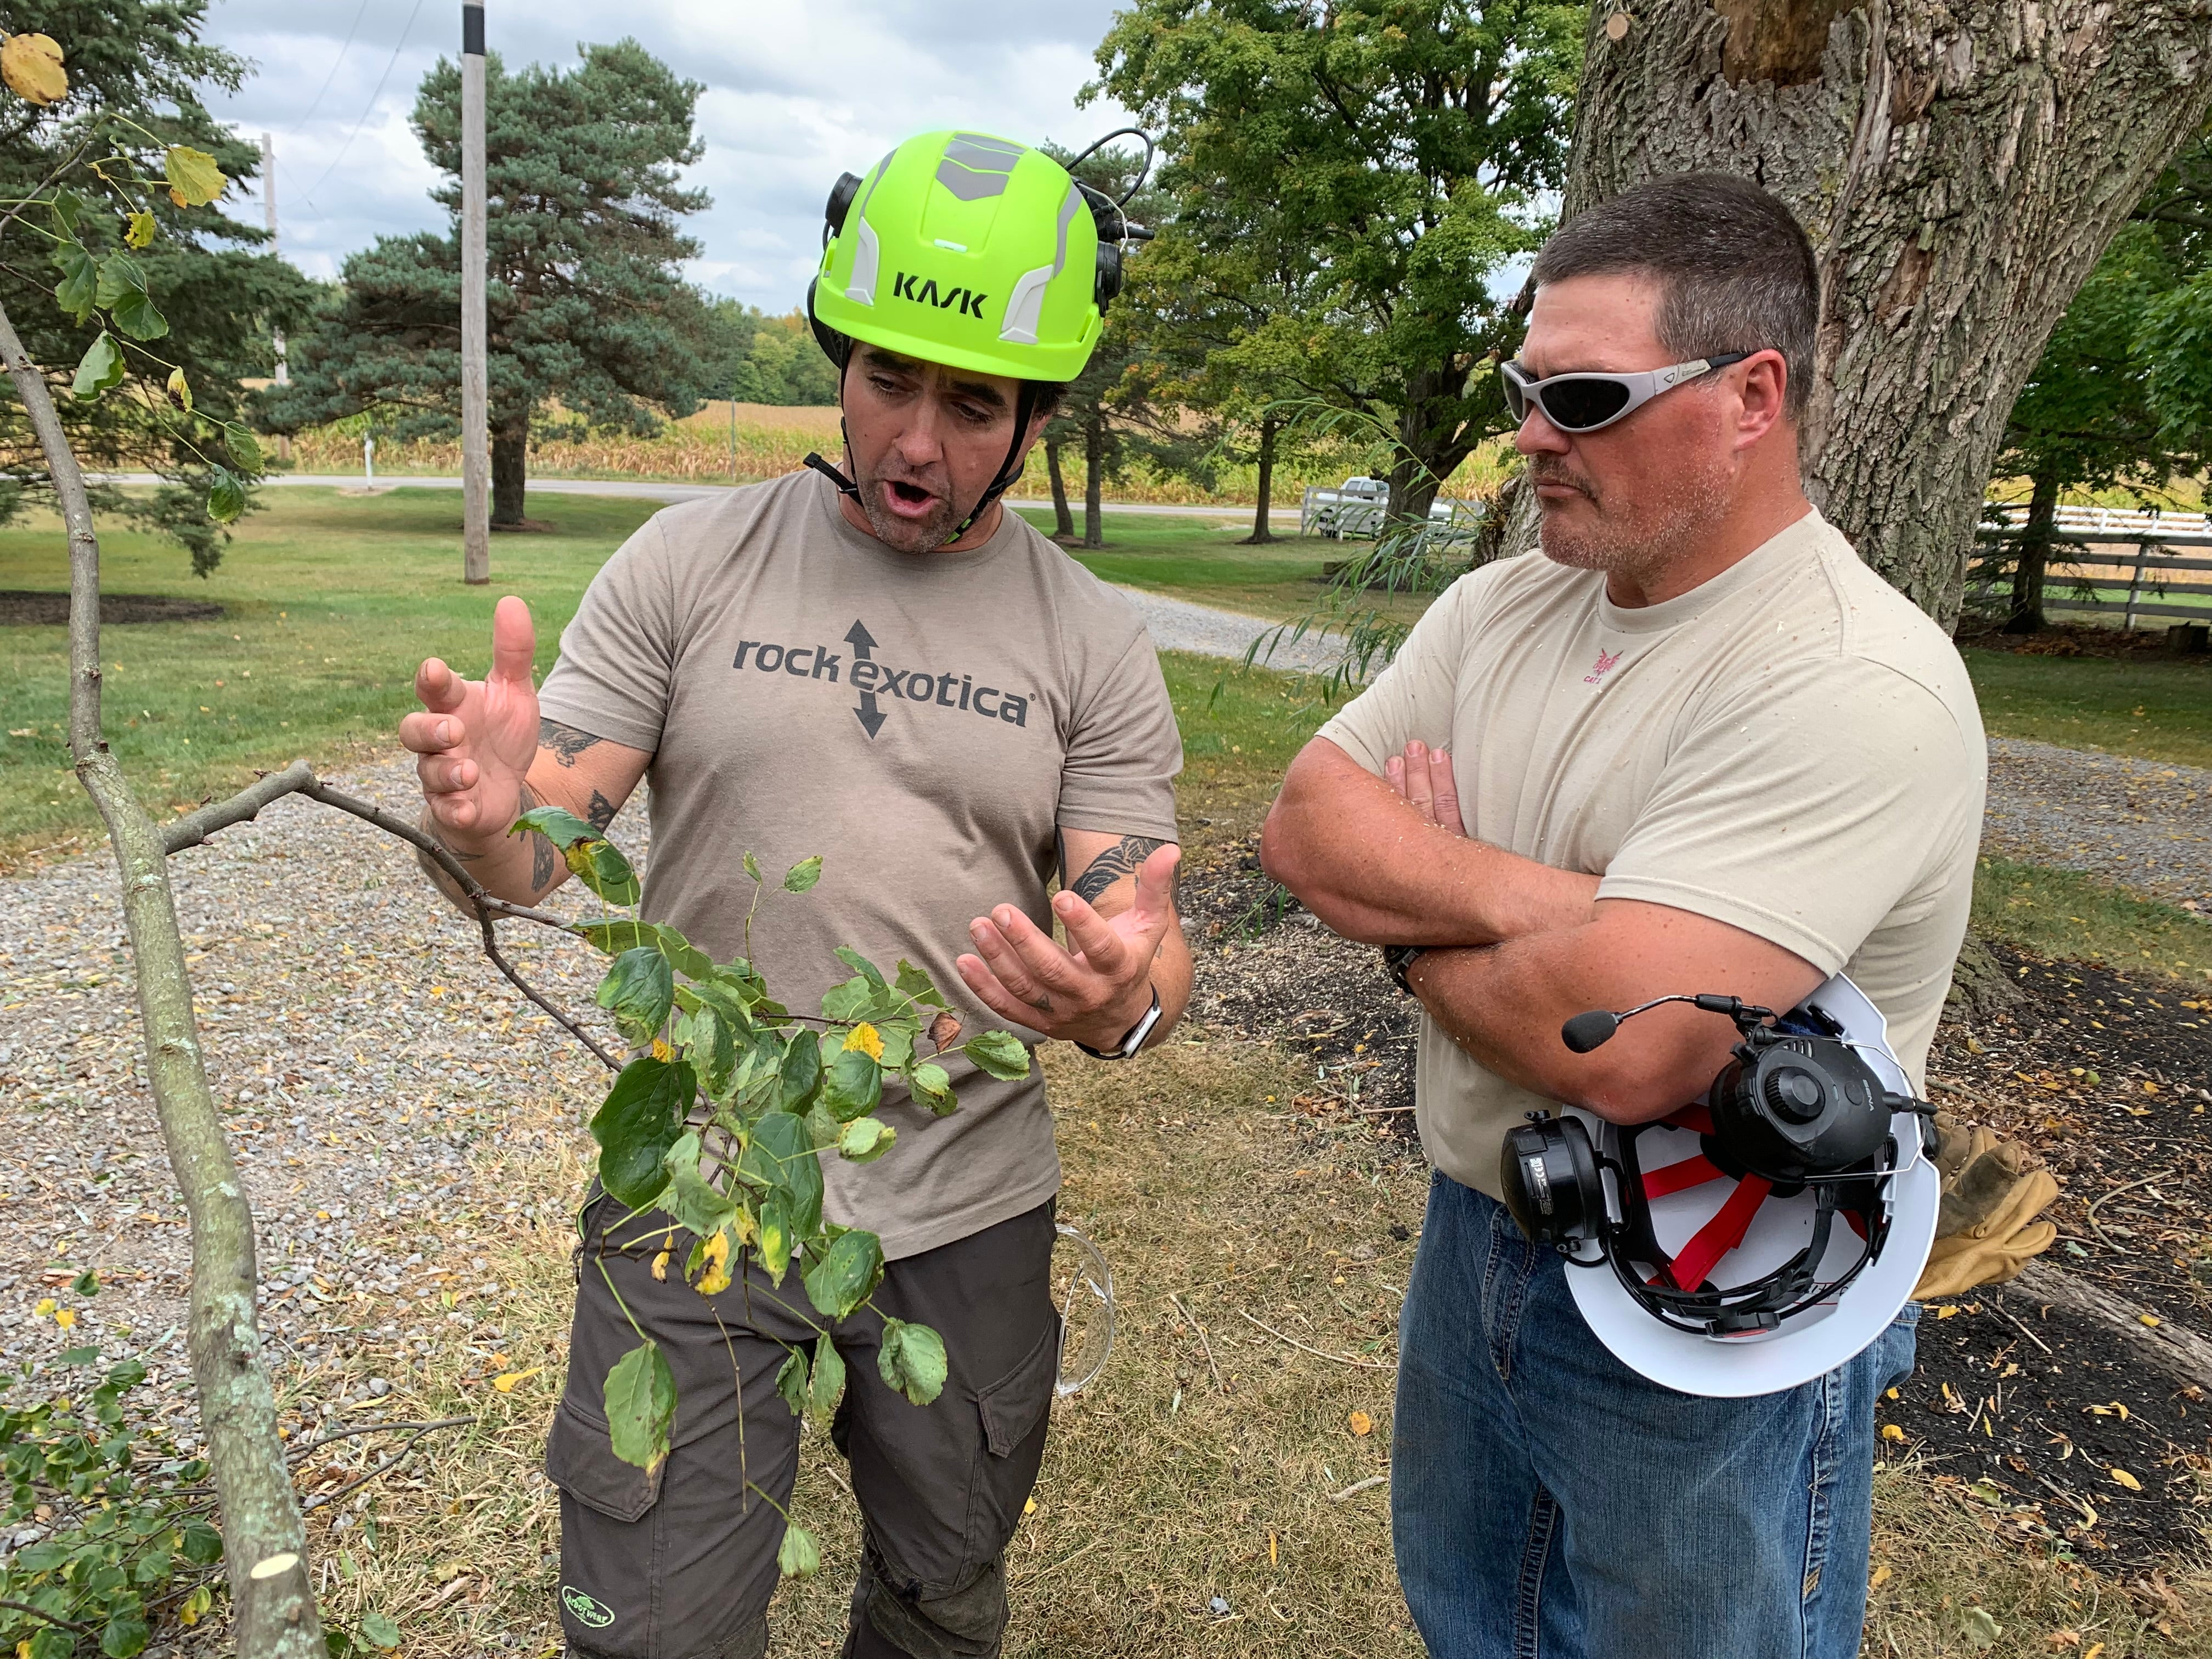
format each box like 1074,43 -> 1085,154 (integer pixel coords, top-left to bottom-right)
1529,173 -> 1819,421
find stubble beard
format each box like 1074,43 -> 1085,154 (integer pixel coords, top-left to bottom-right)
1533,452 -> 1734,585
853,459 -> 965,555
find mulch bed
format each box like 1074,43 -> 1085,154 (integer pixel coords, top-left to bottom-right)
0,589 -> 223,625
1179,836 -> 2212,1566
1957,619 -> 2211,663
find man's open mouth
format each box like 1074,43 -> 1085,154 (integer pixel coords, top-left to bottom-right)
883,479 -> 939,515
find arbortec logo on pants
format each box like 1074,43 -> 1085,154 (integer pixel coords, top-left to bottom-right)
562,1584 -> 616,1628
732,618 -> 1034,742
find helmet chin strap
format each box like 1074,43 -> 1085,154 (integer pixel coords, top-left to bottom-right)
803,356 -> 1043,549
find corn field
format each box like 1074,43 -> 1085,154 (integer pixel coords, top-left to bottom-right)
281,406 -> 1519,509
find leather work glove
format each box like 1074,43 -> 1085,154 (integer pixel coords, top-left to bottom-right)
1912,1114 -> 2060,1301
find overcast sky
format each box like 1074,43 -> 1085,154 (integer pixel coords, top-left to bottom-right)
205,0 -> 1138,312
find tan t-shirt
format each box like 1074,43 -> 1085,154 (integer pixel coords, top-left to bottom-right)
1319,509 -> 1986,1200
539,469 -> 1182,1258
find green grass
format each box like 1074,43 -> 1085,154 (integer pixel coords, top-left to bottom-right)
0,488 -> 656,861
1971,855 -> 2212,985
1961,644 -> 2212,769
1012,506 -> 1352,621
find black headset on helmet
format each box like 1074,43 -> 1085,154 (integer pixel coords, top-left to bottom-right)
1502,994 -> 1938,1338
800,130 -> 1156,544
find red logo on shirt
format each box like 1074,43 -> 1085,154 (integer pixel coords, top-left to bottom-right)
1584,648 -> 1623,684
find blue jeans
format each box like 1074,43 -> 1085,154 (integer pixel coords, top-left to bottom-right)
1392,1173 -> 1917,1659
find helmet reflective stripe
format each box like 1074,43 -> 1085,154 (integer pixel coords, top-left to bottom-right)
936,132 -> 1025,199
845,152 -> 895,307
1000,185 -> 1083,347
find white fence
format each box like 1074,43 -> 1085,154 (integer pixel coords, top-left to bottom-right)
1976,501 -> 2212,630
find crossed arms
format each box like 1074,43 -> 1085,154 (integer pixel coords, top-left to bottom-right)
1259,737 -> 1823,1124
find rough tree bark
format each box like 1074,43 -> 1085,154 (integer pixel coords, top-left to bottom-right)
2004,464 -> 2061,633
0,300 -> 325,1655
491,419 -> 527,528
1537,0 -> 2212,624
1045,437 -> 1075,539
1239,415 -> 1279,545
1082,409 -> 1105,550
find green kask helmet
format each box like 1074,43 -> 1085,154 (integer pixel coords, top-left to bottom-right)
808,129 -> 1116,382
802,128 -> 1152,541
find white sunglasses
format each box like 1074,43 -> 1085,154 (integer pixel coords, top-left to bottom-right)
1500,352 -> 1753,433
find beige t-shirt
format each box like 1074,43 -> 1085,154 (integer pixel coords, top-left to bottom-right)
1319,509 -> 1986,1200
539,469 -> 1182,1258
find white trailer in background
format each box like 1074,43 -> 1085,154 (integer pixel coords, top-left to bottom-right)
1300,476 -> 1481,539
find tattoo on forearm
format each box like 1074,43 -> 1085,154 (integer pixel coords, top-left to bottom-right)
588,788 -> 618,831
516,782 -> 557,893
541,718 -> 607,768
1069,834 -> 1171,905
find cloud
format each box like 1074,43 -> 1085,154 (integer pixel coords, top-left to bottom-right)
204,0 -> 1135,307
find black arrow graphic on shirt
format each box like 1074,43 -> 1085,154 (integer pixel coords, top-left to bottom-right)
845,619 -> 885,739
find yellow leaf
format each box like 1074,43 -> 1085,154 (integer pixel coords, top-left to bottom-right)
53,1308 -> 74,1329
844,1022 -> 884,1060
651,1246 -> 669,1282
2086,1644 -> 2106,1659
1870,1565 -> 1892,1589
650,1037 -> 675,1062
32,1297 -> 54,1318
492,1366 -> 542,1393
1,33 -> 67,106
1023,1496 -> 1037,1516
165,365 -> 191,411
1934,1304 -> 1959,1319
1881,1424 -> 1905,1443
2139,1313 -> 2162,1328
1348,1410 -> 1373,1437
161,144 -> 225,207
692,1227 -> 732,1296
2110,1467 -> 2142,1491
1268,1530 -> 1278,1566
126,210 -> 156,250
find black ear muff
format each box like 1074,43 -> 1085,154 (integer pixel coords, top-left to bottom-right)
804,276 -> 852,371
1094,242 -> 1124,311
1500,1111 -> 1605,1248
824,171 -> 863,242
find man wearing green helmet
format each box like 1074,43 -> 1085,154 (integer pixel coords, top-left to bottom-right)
397,130 -> 1187,1658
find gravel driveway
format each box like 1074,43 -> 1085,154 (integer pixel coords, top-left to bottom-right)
1120,586 -> 1356,677
1980,737 -> 2211,912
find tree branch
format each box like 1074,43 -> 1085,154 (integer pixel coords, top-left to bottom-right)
161,759 -> 317,853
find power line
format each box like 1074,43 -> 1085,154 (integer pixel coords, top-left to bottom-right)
297,0 -> 374,129
301,0 -> 429,210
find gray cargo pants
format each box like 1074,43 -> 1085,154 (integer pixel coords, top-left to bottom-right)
548,1189 -> 1060,1659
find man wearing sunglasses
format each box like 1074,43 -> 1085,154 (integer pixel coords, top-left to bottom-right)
1262,172 -> 1985,1658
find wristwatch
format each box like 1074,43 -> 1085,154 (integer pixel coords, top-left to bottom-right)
1382,945 -> 1427,995
1077,985 -> 1163,1060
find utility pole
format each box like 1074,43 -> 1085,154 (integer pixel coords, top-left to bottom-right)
262,133 -> 292,462
460,0 -> 489,583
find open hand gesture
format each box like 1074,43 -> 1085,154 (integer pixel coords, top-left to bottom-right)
399,595 -> 541,845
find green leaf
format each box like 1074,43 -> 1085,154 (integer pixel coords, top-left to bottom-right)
837,1116 -> 895,1164
775,1348 -> 806,1417
571,919 -> 712,980
162,145 -> 226,207
744,1109 -> 822,1235
661,1133 -> 737,1241
71,1268 -> 98,1297
50,188 -> 82,233
963,1030 -> 1032,1082
512,803 -> 600,848
803,1229 -> 884,1322
806,1340 -> 845,1423
53,245 -> 95,323
94,253 -> 148,307
57,1346 -> 98,1365
877,1317 -> 949,1406
124,210 -> 155,249
776,1520 -> 821,1579
743,850 -> 763,884
683,1002 -> 737,1098
227,425 -> 264,472
99,1602 -> 148,1658
893,959 -> 946,1009
820,974 -> 878,1024
782,854 -> 823,892
597,947 -> 674,1047
106,289 -> 167,342
206,465 -> 246,523
778,1029 -> 823,1111
30,1628 -> 72,1659
803,1100 -> 843,1153
571,839 -> 641,906
821,1048 -> 882,1122
325,1631 -> 355,1658
603,1341 -> 677,1471
757,1190 -> 792,1284
71,331 -> 123,400
358,1612 -> 402,1652
873,1017 -> 917,1072
178,1519 -> 222,1565
588,1057 -> 694,1210
834,946 -> 887,989
908,1062 -> 957,1117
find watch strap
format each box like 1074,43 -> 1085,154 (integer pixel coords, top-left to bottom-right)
1077,985 -> 1162,1060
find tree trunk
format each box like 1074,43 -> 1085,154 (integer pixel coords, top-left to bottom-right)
1389,368 -> 1481,526
1239,415 -> 1279,545
1082,411 -> 1105,550
491,420 -> 527,528
2004,467 -> 2062,634
0,303 -> 323,1654
1548,0 -> 2212,626
1046,438 -> 1074,539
